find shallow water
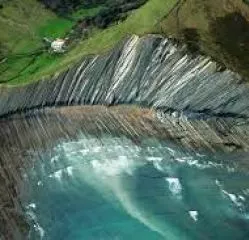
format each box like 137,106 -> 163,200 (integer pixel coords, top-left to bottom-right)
22,135 -> 249,240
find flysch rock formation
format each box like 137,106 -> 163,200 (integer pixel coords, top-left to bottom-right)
1,34 -> 249,239
0,35 -> 249,118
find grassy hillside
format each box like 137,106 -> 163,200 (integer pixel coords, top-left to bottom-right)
0,0 -> 178,85
0,0 -> 104,84
0,0 -> 75,83
0,0 -> 76,53
1,0 -> 249,85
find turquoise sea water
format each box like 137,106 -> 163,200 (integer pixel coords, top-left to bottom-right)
23,135 -> 249,240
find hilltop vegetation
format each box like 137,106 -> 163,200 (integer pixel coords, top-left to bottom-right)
39,0 -> 106,14
0,0 -> 178,85
1,0 -> 249,85
0,0 -> 76,83
40,0 -> 148,29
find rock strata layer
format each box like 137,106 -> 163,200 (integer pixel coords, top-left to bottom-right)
0,35 -> 249,119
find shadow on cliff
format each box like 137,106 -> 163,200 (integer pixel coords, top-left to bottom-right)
210,12 -> 249,79
181,28 -> 200,54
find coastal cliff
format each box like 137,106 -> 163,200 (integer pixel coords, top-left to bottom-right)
1,34 -> 249,239
0,35 -> 248,118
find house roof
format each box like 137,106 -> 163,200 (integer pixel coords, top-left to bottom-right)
51,38 -> 65,53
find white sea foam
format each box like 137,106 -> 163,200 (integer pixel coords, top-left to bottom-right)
175,156 -> 193,163
49,169 -> 63,181
34,223 -> 45,240
189,211 -> 198,222
242,189 -> 249,196
65,151 -> 82,159
91,155 -> 134,176
165,147 -> 176,155
50,155 -> 59,163
165,177 -> 182,198
27,203 -> 36,209
174,157 -> 186,163
61,142 -> 79,152
54,169 -> 63,180
26,210 -> 45,240
175,156 -> 226,170
79,149 -> 90,155
153,161 -> 164,172
146,157 -> 163,162
215,179 -> 222,187
239,195 -> 246,201
216,180 -> 246,208
222,190 -> 244,208
146,157 -> 164,172
196,153 -> 205,158
92,146 -> 102,153
37,181 -> 42,186
66,166 -> 73,176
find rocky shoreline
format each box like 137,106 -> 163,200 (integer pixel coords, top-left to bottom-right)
1,105 -> 249,239
1,34 -> 249,152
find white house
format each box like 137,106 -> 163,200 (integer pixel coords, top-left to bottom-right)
51,38 -> 66,53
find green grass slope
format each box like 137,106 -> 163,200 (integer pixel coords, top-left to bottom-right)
0,0 -> 74,53
2,0 -> 249,85
0,0 -> 178,85
0,0 -> 104,84
0,0 -> 76,83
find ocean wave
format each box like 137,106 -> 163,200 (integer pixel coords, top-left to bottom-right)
49,169 -> 63,181
216,180 -> 246,209
37,181 -> 43,186
165,177 -> 182,199
91,155 -> 135,176
27,203 -> 36,209
146,156 -> 164,172
33,223 -> 45,240
26,210 -> 45,240
222,190 -> 245,208
66,166 -> 73,176
146,157 -> 163,162
50,155 -> 59,163
175,156 -> 234,172
188,211 -> 199,222
242,189 -> 249,196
